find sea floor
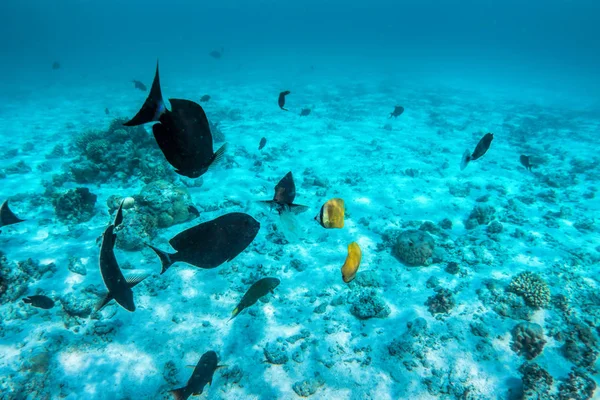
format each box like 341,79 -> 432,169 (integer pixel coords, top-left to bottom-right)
0,68 -> 599,400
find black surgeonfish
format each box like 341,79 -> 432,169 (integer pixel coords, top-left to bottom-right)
97,201 -> 148,312
0,200 -> 24,233
259,172 -> 308,214
147,212 -> 260,275
171,351 -> 223,400
230,277 -> 280,320
200,95 -> 211,102
278,91 -> 290,111
389,106 -> 404,118
460,133 -> 494,171
209,48 -> 224,59
258,137 -> 267,150
23,295 -> 54,309
132,80 -> 147,91
300,108 -> 311,116
123,62 -> 227,178
520,155 -> 533,171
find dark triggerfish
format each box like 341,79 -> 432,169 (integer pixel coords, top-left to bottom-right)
389,106 -> 404,118
0,200 -> 24,232
258,137 -> 267,150
460,133 -> 494,171
97,201 -> 148,312
23,295 -> 54,309
171,351 -> 223,400
520,155 -> 533,171
230,277 -> 280,320
123,62 -> 227,178
132,80 -> 147,91
278,91 -> 290,111
259,172 -> 308,214
147,212 -> 260,274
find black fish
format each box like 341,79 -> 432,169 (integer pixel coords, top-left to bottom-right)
460,133 -> 494,171
123,62 -> 227,178
520,155 -> 533,171
23,295 -> 54,309
300,108 -> 311,117
258,172 -> 308,214
52,62 -> 61,70
209,48 -> 224,59
97,201 -> 148,312
258,137 -> 267,150
132,80 -> 147,91
147,212 -> 260,274
278,91 -> 290,111
200,95 -> 211,102
230,277 -> 280,320
0,200 -> 24,231
389,106 -> 404,118
171,351 -> 223,400
105,107 -> 110,115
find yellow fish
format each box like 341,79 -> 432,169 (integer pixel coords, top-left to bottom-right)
315,198 -> 345,229
341,242 -> 361,283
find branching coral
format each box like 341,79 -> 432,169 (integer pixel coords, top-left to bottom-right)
508,271 -> 551,308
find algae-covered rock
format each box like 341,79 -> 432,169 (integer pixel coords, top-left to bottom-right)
392,229 -> 435,266
350,290 -> 390,319
137,180 -> 199,228
53,187 -> 97,223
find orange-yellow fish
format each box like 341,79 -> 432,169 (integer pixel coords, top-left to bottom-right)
315,198 -> 345,229
341,242 -> 361,283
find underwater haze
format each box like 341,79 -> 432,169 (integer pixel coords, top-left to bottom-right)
0,0 -> 599,399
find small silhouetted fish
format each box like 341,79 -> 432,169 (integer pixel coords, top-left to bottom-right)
200,95 -> 211,102
389,106 -> 404,118
105,108 -> 110,115
520,155 -> 533,171
460,133 -> 494,171
97,201 -> 148,312
231,277 -> 280,320
258,172 -> 308,214
52,62 -> 60,70
123,61 -> 227,178
147,212 -> 260,274
209,48 -> 224,59
1,200 -> 24,231
316,198 -> 345,228
23,295 -> 54,309
132,80 -> 147,91
171,351 -> 223,400
278,91 -> 290,111
300,108 -> 311,116
258,137 -> 267,150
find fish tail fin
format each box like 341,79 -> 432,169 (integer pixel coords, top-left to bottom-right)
1,201 -> 24,225
95,292 -> 112,312
208,143 -> 228,170
22,297 -> 32,304
146,244 -> 174,274
124,61 -> 165,126
460,149 -> 471,171
282,107 -> 288,111
229,307 -> 240,322
170,388 -> 186,400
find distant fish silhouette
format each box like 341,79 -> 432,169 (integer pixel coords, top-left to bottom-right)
209,48 -> 224,59
200,95 -> 211,102
258,137 -> 267,150
132,80 -> 147,91
259,172 -> 308,215
0,200 -> 24,233
105,108 -> 110,115
147,212 -> 260,274
230,277 -> 280,320
520,155 -> 533,171
278,91 -> 290,111
123,61 -> 227,178
461,133 -> 494,171
389,106 -> 404,118
23,295 -> 54,309
52,62 -> 61,70
300,108 -> 311,117
97,201 -> 148,312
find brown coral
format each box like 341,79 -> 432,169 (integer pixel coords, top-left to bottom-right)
392,229 -> 435,266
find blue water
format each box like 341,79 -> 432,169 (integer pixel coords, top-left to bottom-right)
0,0 -> 599,399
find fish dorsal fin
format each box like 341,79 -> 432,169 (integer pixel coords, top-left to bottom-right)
125,274 -> 149,288
95,292 -> 114,312
123,61 -> 165,126
273,172 -> 296,204
1,200 -> 25,226
113,200 -> 124,228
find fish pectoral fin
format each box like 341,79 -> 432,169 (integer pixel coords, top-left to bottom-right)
270,289 -> 275,294
217,364 -> 228,370
208,142 -> 228,171
186,365 -> 196,369
125,274 -> 149,288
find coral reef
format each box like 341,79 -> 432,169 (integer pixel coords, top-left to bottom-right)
557,368 -> 597,400
519,362 -> 554,400
392,229 -> 435,266
425,288 -> 456,315
464,204 -> 495,229
292,373 -> 325,397
508,271 -> 551,308
511,322 -> 546,360
53,187 -> 97,223
349,290 -> 390,319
